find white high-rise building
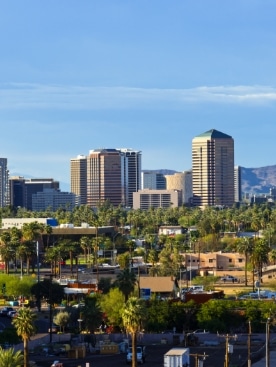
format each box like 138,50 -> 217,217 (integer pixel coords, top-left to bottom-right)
119,148 -> 142,208
234,165 -> 242,203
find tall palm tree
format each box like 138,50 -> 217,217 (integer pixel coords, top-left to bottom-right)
80,236 -> 91,263
0,347 -> 24,367
0,231 -> 13,274
116,268 -> 137,302
12,308 -> 36,367
235,237 -> 253,286
122,297 -> 147,367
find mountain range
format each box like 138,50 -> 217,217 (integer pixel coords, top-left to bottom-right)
150,166 -> 276,194
241,165 -> 276,194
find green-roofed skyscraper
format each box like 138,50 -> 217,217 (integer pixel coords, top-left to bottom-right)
192,129 -> 234,208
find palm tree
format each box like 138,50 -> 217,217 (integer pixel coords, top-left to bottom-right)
235,237 -> 253,286
12,307 -> 36,367
80,236 -> 91,263
0,347 -> 23,367
122,297 -> 147,367
0,231 -> 13,274
116,268 -> 137,302
269,249 -> 276,265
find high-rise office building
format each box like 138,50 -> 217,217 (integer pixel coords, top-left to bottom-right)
9,176 -> 26,208
141,171 -> 166,190
192,129 -> 234,208
87,149 -> 122,207
24,178 -> 60,210
234,165 -> 242,203
32,188 -> 79,211
120,148 -> 141,208
0,158 -> 9,207
70,155 -> 87,205
85,148 -> 141,208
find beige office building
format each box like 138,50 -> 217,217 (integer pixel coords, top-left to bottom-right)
165,170 -> 193,205
87,149 -> 122,207
133,189 -> 182,210
192,129 -> 234,208
70,155 -> 87,205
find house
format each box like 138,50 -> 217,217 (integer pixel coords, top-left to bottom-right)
139,276 -> 177,299
158,226 -> 188,236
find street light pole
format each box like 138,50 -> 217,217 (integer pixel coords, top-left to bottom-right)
36,241 -> 41,312
266,318 -> 271,367
248,320 -> 251,367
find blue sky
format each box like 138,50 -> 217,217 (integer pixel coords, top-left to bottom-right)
1,1 -> 276,191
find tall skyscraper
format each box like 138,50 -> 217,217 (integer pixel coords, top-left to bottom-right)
234,165 -> 242,203
87,149 -> 122,207
120,148 -> 141,208
70,155 -> 87,205
192,129 -> 234,208
85,148 -> 141,208
0,158 -> 9,207
9,176 -> 25,208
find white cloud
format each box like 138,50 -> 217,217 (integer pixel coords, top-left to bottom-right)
0,83 -> 276,110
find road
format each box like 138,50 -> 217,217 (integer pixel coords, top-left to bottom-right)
30,342 -> 259,367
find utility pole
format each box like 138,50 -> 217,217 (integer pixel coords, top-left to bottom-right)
217,333 -> 237,367
266,318 -> 271,367
247,320 -> 251,367
190,353 -> 208,367
248,320 -> 251,367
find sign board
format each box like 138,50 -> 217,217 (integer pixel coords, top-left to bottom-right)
140,288 -> 151,300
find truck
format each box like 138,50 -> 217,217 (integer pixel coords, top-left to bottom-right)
126,345 -> 146,364
164,348 -> 190,367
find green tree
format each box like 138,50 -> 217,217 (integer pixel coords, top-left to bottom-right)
146,298 -> 169,332
12,308 -> 36,367
82,296 -> 102,333
100,288 -> 125,331
122,297 -> 147,367
0,347 -> 24,367
31,278 -> 64,306
53,311 -> 70,332
115,269 -> 137,302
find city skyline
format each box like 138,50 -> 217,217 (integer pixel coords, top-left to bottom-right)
1,2 -> 276,190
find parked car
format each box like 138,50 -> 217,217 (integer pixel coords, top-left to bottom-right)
0,307 -> 14,316
7,310 -> 17,318
193,329 -> 209,334
220,275 -> 238,282
48,324 -> 59,333
126,345 -> 146,364
50,361 -> 63,367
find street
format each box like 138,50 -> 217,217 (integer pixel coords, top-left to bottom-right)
30,342 -> 258,367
